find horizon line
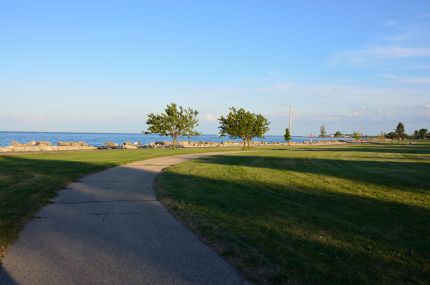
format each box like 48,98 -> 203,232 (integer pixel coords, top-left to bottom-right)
0,130 -> 313,137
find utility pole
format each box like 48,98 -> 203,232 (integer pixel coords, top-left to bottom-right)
288,104 -> 292,146
281,104 -> 292,146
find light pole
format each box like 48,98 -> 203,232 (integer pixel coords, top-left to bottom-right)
280,104 -> 292,146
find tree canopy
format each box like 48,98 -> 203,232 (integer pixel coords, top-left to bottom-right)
219,107 -> 269,148
418,129 -> 428,139
146,103 -> 199,148
385,132 -> 396,139
319,125 -> 326,137
284,128 -> 291,143
352,131 -> 361,140
395,122 -> 405,140
334,131 -> 343,137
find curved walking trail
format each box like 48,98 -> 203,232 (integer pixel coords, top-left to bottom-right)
0,153 -> 248,285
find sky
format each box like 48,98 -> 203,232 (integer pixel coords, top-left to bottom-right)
1,0 -> 429,135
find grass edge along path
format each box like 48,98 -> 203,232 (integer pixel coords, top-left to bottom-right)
0,147 -> 247,259
156,143 -> 430,284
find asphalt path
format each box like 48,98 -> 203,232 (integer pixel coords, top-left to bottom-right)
0,153 -> 249,285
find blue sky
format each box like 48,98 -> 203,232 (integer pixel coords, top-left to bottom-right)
1,0 -> 429,135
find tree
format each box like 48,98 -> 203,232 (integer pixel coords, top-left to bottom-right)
146,103 -> 199,148
334,131 -> 343,137
395,122 -> 405,140
352,131 -> 361,140
418,128 -> 428,139
385,132 -> 396,139
319,125 -> 326,137
284,128 -> 291,145
219,107 -> 269,148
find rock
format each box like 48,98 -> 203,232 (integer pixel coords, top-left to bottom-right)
36,141 -> 51,146
57,141 -> 88,147
123,141 -> 138,149
104,141 -> 119,149
12,141 -> 37,147
72,141 -> 88,146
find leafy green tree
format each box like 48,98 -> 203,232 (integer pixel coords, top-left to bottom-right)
319,125 -> 326,137
352,131 -> 361,140
219,107 -> 269,148
284,128 -> 291,145
385,132 -> 396,139
146,103 -> 199,148
334,131 -> 343,137
395,122 -> 405,140
418,128 -> 428,139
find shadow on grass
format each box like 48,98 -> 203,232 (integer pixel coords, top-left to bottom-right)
0,155 -> 119,257
158,167 -> 430,284
0,269 -> 17,285
297,144 -> 430,155
195,154 -> 430,193
0,154 -> 244,284
1,152 -> 429,284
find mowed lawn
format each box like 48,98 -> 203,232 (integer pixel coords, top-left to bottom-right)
156,144 -> 430,284
0,147 -> 241,258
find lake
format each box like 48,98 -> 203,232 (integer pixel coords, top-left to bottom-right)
0,132 -> 348,147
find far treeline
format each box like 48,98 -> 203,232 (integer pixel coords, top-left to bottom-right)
319,122 -> 429,141
385,122 -> 430,140
145,103 -> 429,148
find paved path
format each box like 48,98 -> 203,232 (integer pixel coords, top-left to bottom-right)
0,153 -> 248,285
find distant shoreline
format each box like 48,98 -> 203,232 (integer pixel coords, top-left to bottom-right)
0,131 -> 351,147
0,131 -> 304,137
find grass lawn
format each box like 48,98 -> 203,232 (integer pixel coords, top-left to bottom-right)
156,143 -> 430,284
0,147 -> 242,258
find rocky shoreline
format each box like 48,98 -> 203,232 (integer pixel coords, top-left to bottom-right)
0,139 -> 349,152
0,141 -> 96,152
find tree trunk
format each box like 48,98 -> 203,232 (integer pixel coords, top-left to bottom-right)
173,135 -> 177,148
243,139 -> 246,149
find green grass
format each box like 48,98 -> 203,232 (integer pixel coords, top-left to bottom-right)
0,147 -> 242,257
156,143 -> 430,284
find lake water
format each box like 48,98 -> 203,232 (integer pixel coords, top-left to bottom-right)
0,132 -> 348,147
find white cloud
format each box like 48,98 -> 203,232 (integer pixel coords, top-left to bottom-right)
204,113 -> 218,121
211,79 -> 428,105
330,46 -> 430,65
383,74 -> 430,84
404,65 -> 430,70
331,13 -> 430,65
294,104 -> 429,134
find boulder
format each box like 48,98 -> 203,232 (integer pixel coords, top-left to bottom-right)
57,141 -> 88,147
57,141 -> 71,146
123,141 -> 138,149
36,141 -> 51,146
104,141 -> 119,148
11,141 -> 37,147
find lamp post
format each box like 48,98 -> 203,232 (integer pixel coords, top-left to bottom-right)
280,104 -> 292,146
